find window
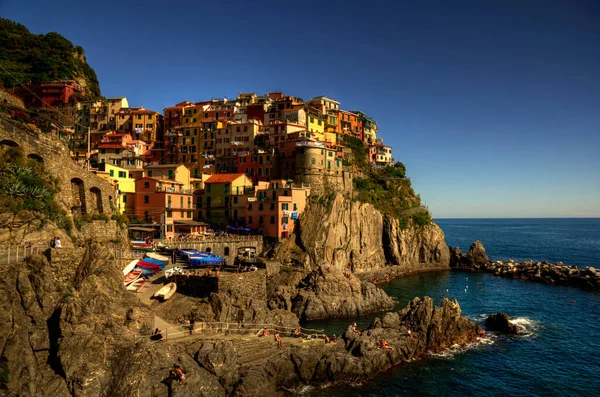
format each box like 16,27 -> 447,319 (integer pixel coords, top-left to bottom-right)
137,115 -> 142,120
122,195 -> 127,203
248,203 -> 252,210
233,196 -> 238,204
248,216 -> 253,224
187,211 -> 192,218
311,158 -> 316,165
118,171 -> 126,178
180,197 -> 183,208
282,203 -> 289,210
259,215 -> 264,224
293,203 -> 297,211
166,210 -> 172,217
181,211 -> 184,217
109,170 -> 114,177
144,181 -> 150,188
144,195 -> 149,203
270,215 -> 275,224
146,124 -> 153,129
167,225 -> 173,232
168,170 -> 174,179
148,114 -> 152,120
147,171 -> 152,177
224,247 -> 230,256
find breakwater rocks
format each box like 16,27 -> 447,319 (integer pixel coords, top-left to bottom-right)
450,242 -> 600,291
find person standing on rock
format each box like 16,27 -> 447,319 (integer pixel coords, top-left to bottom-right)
275,332 -> 283,349
54,237 -> 62,248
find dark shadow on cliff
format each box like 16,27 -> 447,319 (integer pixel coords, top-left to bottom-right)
46,307 -> 66,379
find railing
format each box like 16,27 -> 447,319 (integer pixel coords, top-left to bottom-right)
157,235 -> 263,244
0,242 -> 49,265
156,186 -> 195,194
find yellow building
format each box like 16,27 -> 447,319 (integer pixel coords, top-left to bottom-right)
197,173 -> 254,227
144,164 -> 191,190
306,108 -> 326,141
96,163 -> 135,214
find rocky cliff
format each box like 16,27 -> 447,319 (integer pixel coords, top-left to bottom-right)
276,193 -> 450,273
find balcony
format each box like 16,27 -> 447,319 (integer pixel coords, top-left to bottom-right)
156,186 -> 195,194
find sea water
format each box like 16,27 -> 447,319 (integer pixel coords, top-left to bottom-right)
304,218 -> 600,396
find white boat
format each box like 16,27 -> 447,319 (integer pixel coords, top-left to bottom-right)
146,252 -> 170,262
126,278 -> 145,292
165,266 -> 183,278
153,282 -> 177,301
123,259 -> 139,275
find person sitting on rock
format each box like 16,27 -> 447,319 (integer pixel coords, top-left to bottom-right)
323,334 -> 330,343
351,322 -> 362,335
379,339 -> 391,350
172,363 -> 186,385
275,332 -> 283,349
332,334 -> 337,342
293,328 -> 300,338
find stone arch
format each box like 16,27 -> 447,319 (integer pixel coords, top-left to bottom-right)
224,247 -> 230,256
27,153 -> 44,163
0,139 -> 19,148
205,247 -> 211,253
90,187 -> 104,214
70,178 -> 86,216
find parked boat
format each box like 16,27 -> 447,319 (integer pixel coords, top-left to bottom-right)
178,249 -> 200,258
189,255 -> 224,268
126,278 -> 145,292
136,261 -> 161,272
123,269 -> 142,286
142,257 -> 168,268
146,252 -> 170,262
154,282 -> 177,301
123,259 -> 139,275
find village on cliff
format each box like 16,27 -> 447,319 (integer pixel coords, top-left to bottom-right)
4,82 -> 395,240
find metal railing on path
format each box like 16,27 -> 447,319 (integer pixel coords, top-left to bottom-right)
0,242 -> 49,265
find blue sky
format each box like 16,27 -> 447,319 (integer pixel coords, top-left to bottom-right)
2,0 -> 599,218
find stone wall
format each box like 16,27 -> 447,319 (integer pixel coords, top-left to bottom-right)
172,270 -> 267,300
80,220 -> 123,243
44,247 -> 86,285
0,87 -> 25,109
165,237 -> 264,264
0,120 -> 116,217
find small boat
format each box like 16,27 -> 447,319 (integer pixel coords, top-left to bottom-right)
146,252 -> 170,262
124,269 -> 142,286
165,266 -> 183,278
126,278 -> 145,292
142,257 -> 168,268
123,259 -> 139,275
154,282 -> 177,301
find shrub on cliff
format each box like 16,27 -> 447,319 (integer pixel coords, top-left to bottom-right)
0,146 -> 71,233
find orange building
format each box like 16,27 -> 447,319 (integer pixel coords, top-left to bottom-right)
339,110 -> 363,141
128,177 -> 196,238
245,179 -> 310,239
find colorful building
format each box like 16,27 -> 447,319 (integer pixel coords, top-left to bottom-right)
96,163 -> 135,213
244,179 -> 311,239
17,80 -> 85,108
197,173 -> 254,228
144,163 -> 191,189
368,141 -> 393,167
128,177 -> 195,238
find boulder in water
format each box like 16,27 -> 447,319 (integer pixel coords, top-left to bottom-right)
485,312 -> 522,335
467,240 -> 489,267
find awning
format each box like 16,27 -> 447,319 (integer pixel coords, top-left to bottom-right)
129,227 -> 156,232
174,220 -> 209,226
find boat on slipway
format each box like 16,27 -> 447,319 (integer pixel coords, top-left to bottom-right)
123,269 -> 142,286
146,252 -> 170,262
126,278 -> 145,292
123,259 -> 139,275
154,282 -> 177,301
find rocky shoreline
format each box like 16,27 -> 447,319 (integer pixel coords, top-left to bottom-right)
450,241 -> 600,291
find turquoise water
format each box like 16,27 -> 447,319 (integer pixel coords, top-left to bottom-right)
305,218 -> 600,396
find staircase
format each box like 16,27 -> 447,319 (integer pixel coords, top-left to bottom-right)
232,337 -> 283,366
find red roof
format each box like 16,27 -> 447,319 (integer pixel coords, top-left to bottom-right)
205,173 -> 246,184
97,143 -> 125,149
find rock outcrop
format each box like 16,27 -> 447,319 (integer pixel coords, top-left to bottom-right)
276,193 -> 450,273
268,267 -> 394,321
485,312 -> 523,335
